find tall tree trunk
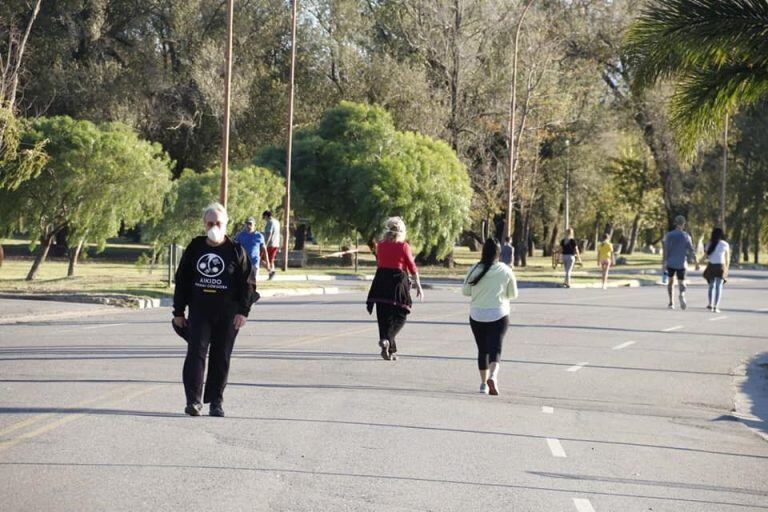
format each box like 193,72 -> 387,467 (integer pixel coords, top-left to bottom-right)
542,224 -> 552,257
0,243 -> 3,268
627,213 -> 641,254
512,202 -> 524,266
67,238 -> 85,277
26,230 -> 55,281
753,215 -> 760,264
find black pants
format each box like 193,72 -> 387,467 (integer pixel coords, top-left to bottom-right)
183,308 -> 239,405
376,302 -> 408,353
469,316 -> 508,370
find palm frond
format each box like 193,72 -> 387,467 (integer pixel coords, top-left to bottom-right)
670,64 -> 768,153
626,0 -> 768,90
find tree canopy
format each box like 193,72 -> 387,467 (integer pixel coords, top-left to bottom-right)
259,101 -> 472,259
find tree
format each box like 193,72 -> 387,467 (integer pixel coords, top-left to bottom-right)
0,116 -> 174,279
258,101 -> 472,259
146,164 -> 285,247
626,0 -> 768,152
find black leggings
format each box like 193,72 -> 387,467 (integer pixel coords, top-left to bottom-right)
376,303 -> 408,353
183,309 -> 239,405
469,316 -> 508,370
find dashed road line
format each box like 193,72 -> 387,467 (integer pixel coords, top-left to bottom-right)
546,438 -> 567,458
573,498 -> 596,512
612,341 -> 635,350
542,406 -> 554,414
708,315 -> 728,322
662,325 -> 683,332
567,362 -> 589,372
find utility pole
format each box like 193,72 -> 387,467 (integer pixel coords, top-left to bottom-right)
220,0 -> 234,207
721,113 -> 728,230
564,139 -> 570,233
282,0 -> 298,271
505,0 -> 536,239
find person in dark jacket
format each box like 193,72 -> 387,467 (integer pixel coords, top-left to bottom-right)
173,202 -> 253,417
366,217 -> 423,361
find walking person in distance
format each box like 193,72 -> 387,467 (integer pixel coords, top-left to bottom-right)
366,217 -> 424,361
662,215 -> 698,310
262,210 -> 281,280
703,227 -> 730,313
560,227 -> 582,288
463,238 -> 518,395
596,233 -> 615,289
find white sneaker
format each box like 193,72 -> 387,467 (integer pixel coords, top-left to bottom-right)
714,307 -> 721,313
479,383 -> 489,394
679,293 -> 687,310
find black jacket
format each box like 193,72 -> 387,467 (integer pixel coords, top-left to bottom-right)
172,235 -> 254,317
366,268 -> 412,314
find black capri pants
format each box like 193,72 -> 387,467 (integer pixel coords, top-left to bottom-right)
469,316 -> 509,370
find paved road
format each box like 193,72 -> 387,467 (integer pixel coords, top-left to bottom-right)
1,272 -> 767,511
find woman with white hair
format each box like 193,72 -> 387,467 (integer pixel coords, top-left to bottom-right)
172,202 -> 254,417
366,216 -> 424,360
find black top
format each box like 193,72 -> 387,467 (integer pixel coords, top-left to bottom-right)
172,236 -> 253,317
366,268 -> 412,314
561,238 -> 577,255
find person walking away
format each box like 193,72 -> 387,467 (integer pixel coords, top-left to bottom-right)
173,203 -> 254,417
596,233 -> 615,289
262,210 -> 281,280
703,227 -> 730,313
462,238 -> 518,395
500,237 -> 514,266
560,228 -> 582,288
662,215 -> 698,310
235,216 -> 265,282
366,217 -> 424,361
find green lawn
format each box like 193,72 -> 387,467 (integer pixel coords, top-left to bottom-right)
1,237 -> 668,300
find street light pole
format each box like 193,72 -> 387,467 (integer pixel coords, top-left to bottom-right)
220,0 -> 234,207
282,0 -> 298,272
720,113 -> 728,230
564,139 -> 570,233
505,0 -> 536,239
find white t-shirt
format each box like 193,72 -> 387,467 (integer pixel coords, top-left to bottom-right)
707,240 -> 729,264
264,218 -> 281,247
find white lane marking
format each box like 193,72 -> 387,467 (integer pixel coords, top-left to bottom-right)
82,323 -> 126,330
573,498 -> 596,512
542,406 -> 554,414
546,438 -> 567,458
612,341 -> 636,350
662,325 -> 683,332
758,307 -> 768,312
708,315 -> 728,322
567,362 -> 589,372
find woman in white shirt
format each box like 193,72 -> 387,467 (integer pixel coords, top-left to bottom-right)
703,227 -> 730,313
462,238 -> 518,396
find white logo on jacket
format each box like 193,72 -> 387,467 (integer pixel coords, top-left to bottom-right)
196,253 -> 225,277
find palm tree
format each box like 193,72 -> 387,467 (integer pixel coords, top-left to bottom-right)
625,0 -> 768,153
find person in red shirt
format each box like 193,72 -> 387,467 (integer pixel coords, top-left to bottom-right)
366,217 -> 424,360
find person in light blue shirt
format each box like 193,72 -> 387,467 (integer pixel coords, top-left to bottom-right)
662,215 -> 699,310
235,217 -> 265,281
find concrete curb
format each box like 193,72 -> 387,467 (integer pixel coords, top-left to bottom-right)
0,286 -> 348,323
422,279 -> 644,289
733,353 -> 768,442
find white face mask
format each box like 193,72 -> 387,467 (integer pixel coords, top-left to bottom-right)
207,225 -> 225,244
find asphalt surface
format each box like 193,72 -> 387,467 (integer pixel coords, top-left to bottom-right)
1,271 -> 767,511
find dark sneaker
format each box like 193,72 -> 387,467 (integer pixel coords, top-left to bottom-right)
486,378 -> 499,396
209,403 -> 225,417
378,339 -> 390,360
184,402 -> 202,416
268,271 -> 276,281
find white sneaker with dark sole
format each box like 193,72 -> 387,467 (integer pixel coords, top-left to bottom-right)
479,383 -> 489,394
